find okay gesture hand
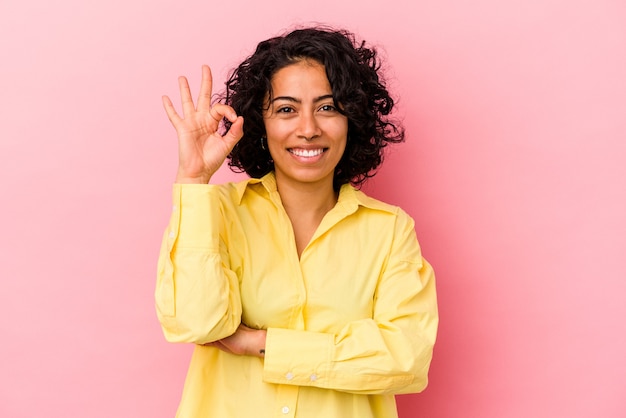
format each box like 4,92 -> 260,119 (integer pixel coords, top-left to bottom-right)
162,65 -> 244,184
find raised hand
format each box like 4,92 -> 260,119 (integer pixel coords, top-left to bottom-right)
162,65 -> 244,184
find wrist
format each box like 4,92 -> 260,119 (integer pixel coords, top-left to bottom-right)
174,173 -> 211,184
255,330 -> 267,358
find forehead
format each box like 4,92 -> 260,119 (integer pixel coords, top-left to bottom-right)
269,59 -> 331,94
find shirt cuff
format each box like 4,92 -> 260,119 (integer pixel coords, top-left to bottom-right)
263,328 -> 333,387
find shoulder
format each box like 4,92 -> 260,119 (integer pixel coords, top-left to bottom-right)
353,189 -> 400,214
350,187 -> 413,222
353,189 -> 415,233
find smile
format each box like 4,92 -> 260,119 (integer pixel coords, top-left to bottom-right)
288,148 -> 326,157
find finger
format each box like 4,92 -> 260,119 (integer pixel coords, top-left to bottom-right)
209,103 -> 238,123
217,339 -> 238,355
196,65 -> 213,113
162,95 -> 182,125
178,75 -> 195,116
211,340 -> 234,354
222,116 -> 245,149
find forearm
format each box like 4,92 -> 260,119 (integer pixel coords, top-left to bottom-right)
262,250 -> 438,394
155,184 -> 242,343
262,316 -> 436,395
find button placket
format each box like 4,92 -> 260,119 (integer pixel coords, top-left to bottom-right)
274,384 -> 298,418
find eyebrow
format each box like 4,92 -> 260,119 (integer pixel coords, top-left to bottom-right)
270,94 -> 334,104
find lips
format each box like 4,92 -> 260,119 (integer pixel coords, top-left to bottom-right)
288,148 -> 326,157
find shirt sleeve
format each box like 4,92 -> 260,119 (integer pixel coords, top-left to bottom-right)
155,184 -> 242,344
262,210 -> 438,395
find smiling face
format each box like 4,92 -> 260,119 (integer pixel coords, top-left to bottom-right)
263,59 -> 348,191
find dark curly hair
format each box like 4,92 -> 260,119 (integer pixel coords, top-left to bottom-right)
221,26 -> 404,188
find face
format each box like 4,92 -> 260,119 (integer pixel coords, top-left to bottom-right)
263,59 -> 348,191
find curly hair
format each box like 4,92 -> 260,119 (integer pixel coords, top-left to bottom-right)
221,26 -> 404,188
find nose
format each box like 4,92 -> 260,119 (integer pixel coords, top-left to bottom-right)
297,112 -> 321,141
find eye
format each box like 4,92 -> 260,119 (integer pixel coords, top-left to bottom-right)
319,104 -> 337,112
276,106 -> 294,113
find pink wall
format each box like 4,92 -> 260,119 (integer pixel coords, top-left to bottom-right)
1,1 -> 624,417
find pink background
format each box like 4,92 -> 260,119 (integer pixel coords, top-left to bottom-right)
1,0 -> 624,417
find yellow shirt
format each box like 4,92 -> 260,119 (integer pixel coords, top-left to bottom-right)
156,173 -> 438,418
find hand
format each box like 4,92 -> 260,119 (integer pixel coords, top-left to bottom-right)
162,65 -> 244,184
204,324 -> 267,357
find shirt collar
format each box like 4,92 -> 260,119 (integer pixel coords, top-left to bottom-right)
233,173 -> 274,204
337,183 -> 397,214
234,172 -> 396,214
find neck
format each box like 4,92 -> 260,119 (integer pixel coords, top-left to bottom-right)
274,174 -> 339,257
274,174 -> 338,219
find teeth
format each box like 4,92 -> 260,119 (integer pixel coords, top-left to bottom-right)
290,148 -> 324,157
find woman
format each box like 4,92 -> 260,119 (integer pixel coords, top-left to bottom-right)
156,27 -> 438,418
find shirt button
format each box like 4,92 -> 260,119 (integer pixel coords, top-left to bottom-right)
310,373 -> 318,381
281,406 -> 290,414
285,372 -> 294,380
168,231 -> 175,238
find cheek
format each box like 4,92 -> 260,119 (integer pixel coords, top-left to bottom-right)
263,119 -> 289,141
334,123 -> 349,148
337,140 -> 348,159
322,118 -> 348,137
338,117 -> 349,136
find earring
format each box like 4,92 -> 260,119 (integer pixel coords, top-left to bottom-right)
260,136 -> 267,150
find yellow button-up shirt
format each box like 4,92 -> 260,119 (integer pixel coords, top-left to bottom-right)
156,173 -> 438,418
